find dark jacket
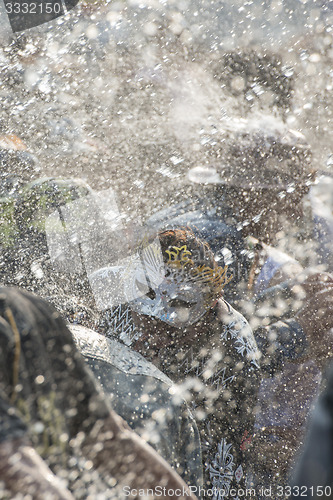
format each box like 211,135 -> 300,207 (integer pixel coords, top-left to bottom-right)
70,324 -> 203,489
291,363 -> 333,499
138,299 -> 261,498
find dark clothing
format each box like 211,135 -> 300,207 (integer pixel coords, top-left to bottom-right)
0,287 -> 109,445
0,287 -> 114,497
291,362 -> 333,499
0,386 -> 26,443
71,324 -> 203,489
147,199 -> 319,493
255,319 -> 309,375
0,287 -> 203,497
140,299 -> 261,498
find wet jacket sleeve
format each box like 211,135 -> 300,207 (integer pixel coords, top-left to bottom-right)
207,301 -> 261,495
177,403 -> 203,489
255,318 -> 309,375
291,362 -> 333,497
83,354 -> 203,489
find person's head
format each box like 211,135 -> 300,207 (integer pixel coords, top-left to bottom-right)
129,227 -> 231,329
187,115 -> 314,242
0,135 -> 39,197
15,176 -> 93,236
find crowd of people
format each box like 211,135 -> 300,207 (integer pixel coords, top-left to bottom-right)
1,116 -> 333,499
1,28 -> 333,500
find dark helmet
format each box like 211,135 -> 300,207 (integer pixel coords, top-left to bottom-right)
14,176 -> 94,238
187,115 -> 314,190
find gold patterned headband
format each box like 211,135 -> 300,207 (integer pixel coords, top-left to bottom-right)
165,245 -> 232,294
165,245 -> 193,266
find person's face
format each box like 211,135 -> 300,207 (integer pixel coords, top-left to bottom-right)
130,266 -> 211,328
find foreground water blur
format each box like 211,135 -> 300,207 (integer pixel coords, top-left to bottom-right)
1,0 -> 333,498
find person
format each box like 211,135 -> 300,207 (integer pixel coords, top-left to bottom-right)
146,114 -> 314,305
309,173 -> 333,273
0,135 -> 41,288
143,115 -> 333,490
249,271 -> 333,493
0,133 -> 39,198
0,286 -> 199,499
1,177 -> 204,494
99,227 -> 262,498
290,358 -> 333,499
1,176 -> 99,327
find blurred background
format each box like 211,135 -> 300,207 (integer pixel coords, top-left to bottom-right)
0,0 -> 332,219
